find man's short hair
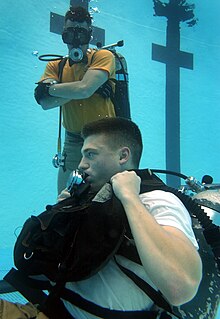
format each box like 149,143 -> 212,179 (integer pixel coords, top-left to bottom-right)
81,117 -> 143,168
64,6 -> 92,26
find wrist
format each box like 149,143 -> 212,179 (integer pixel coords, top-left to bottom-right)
47,81 -> 58,96
118,192 -> 140,205
34,80 -> 59,104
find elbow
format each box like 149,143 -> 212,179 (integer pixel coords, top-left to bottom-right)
40,101 -> 52,110
168,280 -> 201,306
166,270 -> 203,306
79,84 -> 95,99
40,102 -> 49,110
166,252 -> 203,306
38,98 -> 59,110
34,95 -> 50,110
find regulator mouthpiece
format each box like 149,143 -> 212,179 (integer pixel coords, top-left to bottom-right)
69,47 -> 84,62
66,169 -> 85,193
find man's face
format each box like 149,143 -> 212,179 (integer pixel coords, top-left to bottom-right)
63,20 -> 91,52
78,134 -> 122,192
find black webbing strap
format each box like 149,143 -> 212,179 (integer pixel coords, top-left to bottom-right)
4,268 -> 74,319
41,290 -> 75,319
4,268 -> 48,306
114,258 -> 181,319
58,286 -> 159,319
4,268 -> 162,319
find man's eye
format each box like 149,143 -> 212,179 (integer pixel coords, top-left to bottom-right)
87,152 -> 94,158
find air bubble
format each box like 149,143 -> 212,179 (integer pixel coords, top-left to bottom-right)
90,7 -> 100,14
32,50 -> 39,57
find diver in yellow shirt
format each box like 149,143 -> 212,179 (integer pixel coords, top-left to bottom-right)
35,6 -> 116,195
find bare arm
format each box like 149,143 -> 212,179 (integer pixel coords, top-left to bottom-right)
111,171 -> 202,306
39,69 -> 108,110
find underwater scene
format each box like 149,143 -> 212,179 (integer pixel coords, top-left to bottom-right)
0,0 -> 219,318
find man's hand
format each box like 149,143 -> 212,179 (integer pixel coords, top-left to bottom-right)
110,171 -> 141,202
95,80 -> 113,98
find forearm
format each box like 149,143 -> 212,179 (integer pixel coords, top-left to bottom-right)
47,69 -> 108,100
48,81 -> 94,100
121,194 -> 202,306
38,81 -> 91,110
40,95 -> 72,110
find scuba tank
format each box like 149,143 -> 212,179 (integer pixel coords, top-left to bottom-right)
98,40 -> 131,119
112,51 -> 131,119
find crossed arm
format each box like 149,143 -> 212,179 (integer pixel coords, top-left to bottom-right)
111,171 -> 203,306
38,68 -> 109,110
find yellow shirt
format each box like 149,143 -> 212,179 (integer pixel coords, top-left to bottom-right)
40,49 -> 116,133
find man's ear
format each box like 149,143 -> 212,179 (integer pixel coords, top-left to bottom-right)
119,147 -> 130,164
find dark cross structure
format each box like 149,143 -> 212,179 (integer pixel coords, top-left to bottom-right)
50,0 -> 105,47
152,0 -> 196,188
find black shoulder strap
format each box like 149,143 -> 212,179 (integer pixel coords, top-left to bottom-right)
56,56 -> 69,166
87,48 -> 97,67
58,57 -> 68,82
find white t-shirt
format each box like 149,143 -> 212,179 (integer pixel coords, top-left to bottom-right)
63,190 -> 198,319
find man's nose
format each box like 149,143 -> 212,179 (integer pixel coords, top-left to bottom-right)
78,157 -> 89,171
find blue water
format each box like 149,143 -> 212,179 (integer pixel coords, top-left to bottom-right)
0,0 -> 219,317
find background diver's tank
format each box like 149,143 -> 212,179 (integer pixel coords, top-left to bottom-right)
113,51 -> 131,119
98,40 -> 131,120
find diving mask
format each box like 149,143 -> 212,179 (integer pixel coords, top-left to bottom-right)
62,27 -> 92,46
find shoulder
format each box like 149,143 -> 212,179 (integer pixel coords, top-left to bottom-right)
140,189 -> 184,205
140,190 -> 191,221
88,48 -> 114,61
87,49 -> 115,74
45,59 -> 60,72
46,60 -> 60,67
97,49 -> 114,57
140,190 -> 199,249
